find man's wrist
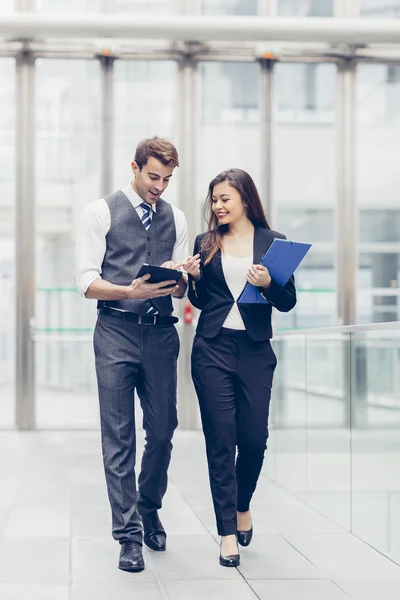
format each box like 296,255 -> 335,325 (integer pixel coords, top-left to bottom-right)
121,284 -> 133,300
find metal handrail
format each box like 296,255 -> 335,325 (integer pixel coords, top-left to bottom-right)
1,14 -> 400,44
33,335 -> 93,342
274,320 -> 400,336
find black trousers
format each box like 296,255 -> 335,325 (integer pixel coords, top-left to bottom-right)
93,311 -> 179,544
191,328 -> 277,536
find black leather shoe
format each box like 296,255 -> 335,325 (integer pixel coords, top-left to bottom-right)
219,552 -> 240,567
141,511 -> 166,552
219,538 -> 240,568
237,527 -> 253,547
118,542 -> 145,572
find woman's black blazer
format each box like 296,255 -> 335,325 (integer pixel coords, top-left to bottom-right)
187,227 -> 297,342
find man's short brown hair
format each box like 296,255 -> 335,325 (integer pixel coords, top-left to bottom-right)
134,136 -> 179,170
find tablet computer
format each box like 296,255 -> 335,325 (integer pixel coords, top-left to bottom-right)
135,264 -> 182,286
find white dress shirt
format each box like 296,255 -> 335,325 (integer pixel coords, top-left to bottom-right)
221,252 -> 253,330
76,183 -> 189,296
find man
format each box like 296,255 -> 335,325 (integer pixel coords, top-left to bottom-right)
76,137 -> 188,573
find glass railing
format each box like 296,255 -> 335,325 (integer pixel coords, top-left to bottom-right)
269,321 -> 400,566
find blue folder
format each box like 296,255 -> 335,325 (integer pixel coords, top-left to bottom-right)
238,238 -> 311,304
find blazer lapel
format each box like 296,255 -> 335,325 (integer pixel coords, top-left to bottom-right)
253,227 -> 274,264
213,248 -> 234,299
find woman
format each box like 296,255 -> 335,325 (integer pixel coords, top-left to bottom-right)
183,169 -> 296,567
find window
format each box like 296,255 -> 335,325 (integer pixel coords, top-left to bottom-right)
278,0 -> 334,17
360,0 -> 400,18
202,0 -> 258,14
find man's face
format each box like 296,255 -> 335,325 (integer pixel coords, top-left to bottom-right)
131,156 -> 175,205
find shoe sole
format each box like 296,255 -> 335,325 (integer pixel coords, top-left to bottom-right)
219,560 -> 240,567
118,565 -> 145,573
144,542 -> 166,552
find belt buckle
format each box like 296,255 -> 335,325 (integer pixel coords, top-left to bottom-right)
137,314 -> 157,326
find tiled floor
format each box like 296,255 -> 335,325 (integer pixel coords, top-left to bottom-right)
1,429 -> 400,599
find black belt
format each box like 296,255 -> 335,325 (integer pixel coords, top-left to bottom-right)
98,306 -> 178,326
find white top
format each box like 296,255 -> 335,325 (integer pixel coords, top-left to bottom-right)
75,183 -> 189,296
221,252 -> 253,330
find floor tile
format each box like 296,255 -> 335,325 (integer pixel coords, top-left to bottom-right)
0,539 -> 69,583
72,537 -> 157,582
0,583 -> 68,600
150,535 -> 242,581
249,503 -> 346,534
71,581 -> 164,600
71,483 -> 109,509
334,578 -> 400,600
0,508 -> 11,536
162,580 -> 258,599
160,485 -> 208,535
249,579 -> 351,599
0,478 -> 21,507
2,506 -> 70,538
72,504 -> 111,538
284,534 -> 400,579
1,429 -> 400,599
236,535 -> 323,580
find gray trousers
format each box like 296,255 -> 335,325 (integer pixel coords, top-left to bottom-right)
93,311 -> 180,545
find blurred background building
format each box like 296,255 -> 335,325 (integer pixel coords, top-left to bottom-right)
0,0 -> 400,579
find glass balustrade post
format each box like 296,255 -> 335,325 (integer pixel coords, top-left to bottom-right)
177,0 -> 199,429
99,53 -> 115,197
15,0 -> 36,430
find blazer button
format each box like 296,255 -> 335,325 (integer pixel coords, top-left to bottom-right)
148,252 -> 151,256
147,237 -> 151,241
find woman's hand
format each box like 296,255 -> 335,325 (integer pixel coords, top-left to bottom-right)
180,254 -> 201,281
160,260 -> 187,296
247,264 -> 271,289
160,261 -> 177,271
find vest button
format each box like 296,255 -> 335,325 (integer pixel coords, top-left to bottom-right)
148,252 -> 151,256
147,237 -> 151,241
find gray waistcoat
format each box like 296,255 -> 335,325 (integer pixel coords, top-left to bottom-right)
98,190 -> 177,315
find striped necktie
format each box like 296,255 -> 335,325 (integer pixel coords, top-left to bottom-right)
141,202 -> 152,230
140,202 -> 158,315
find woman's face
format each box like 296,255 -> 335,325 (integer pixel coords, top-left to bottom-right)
211,182 -> 247,226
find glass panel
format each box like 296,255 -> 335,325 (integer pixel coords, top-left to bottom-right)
0,59 -> 15,427
0,0 -> 14,13
351,329 -> 400,564
305,333 -> 351,530
37,0 -> 181,10
357,65 -> 400,323
270,335 -> 307,497
112,0 -> 180,12
358,252 -> 400,323
35,59 -> 101,428
198,62 -> 261,232
275,63 -> 337,329
360,0 -> 400,18
202,0 -> 258,14
278,0 -> 334,17
35,0 -> 99,11
113,61 -> 179,206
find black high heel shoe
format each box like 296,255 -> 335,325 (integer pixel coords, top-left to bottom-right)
237,526 -> 253,547
219,537 -> 240,567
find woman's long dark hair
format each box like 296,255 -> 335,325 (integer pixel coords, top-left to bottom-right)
201,168 -> 270,265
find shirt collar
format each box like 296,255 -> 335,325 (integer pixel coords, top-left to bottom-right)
121,183 -> 157,212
